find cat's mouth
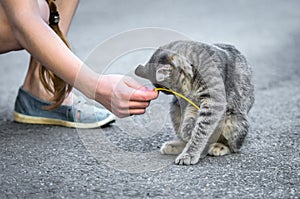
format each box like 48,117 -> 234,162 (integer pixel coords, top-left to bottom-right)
153,83 -> 173,95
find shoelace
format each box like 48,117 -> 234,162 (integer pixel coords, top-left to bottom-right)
154,88 -> 200,110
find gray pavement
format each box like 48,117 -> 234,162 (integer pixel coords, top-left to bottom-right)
0,0 -> 299,198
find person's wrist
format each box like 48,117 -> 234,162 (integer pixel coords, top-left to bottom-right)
73,65 -> 99,100
95,75 -> 113,100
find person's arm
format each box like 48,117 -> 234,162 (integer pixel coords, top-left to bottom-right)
1,0 -> 158,117
2,0 -> 80,87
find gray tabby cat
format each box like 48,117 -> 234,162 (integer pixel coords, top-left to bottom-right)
135,40 -> 254,165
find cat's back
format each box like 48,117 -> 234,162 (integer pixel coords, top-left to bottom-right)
159,40 -> 254,113
159,40 -> 212,55
211,43 -> 254,114
160,40 -> 246,64
159,40 -> 238,69
161,40 -> 252,83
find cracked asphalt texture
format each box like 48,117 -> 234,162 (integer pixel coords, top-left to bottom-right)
0,0 -> 299,198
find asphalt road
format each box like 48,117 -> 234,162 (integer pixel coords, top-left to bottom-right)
0,0 -> 299,198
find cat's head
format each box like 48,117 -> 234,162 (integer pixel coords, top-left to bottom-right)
135,49 -> 194,94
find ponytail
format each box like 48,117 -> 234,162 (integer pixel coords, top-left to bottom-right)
39,0 -> 73,110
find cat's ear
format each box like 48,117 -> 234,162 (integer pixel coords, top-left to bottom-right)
135,64 -> 149,79
156,64 -> 172,82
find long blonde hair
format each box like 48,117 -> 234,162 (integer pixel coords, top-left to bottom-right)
39,0 -> 72,110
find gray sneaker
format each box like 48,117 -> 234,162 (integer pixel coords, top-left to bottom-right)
14,87 -> 115,128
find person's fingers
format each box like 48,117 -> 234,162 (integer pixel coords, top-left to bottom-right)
112,108 -> 147,118
111,100 -> 150,111
128,100 -> 150,109
129,108 -> 146,115
96,75 -> 159,117
110,98 -> 151,118
112,79 -> 157,101
123,76 -> 147,90
115,85 -> 158,102
123,77 -> 158,101
129,89 -> 158,102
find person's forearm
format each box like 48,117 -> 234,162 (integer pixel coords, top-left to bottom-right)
15,17 -> 81,84
18,18 -> 99,99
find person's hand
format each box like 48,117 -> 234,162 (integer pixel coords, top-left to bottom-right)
95,75 -> 158,118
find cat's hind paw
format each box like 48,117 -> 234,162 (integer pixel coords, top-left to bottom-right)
160,140 -> 186,155
175,152 -> 200,165
208,143 -> 231,156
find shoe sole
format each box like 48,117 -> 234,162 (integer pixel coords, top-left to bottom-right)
14,111 -> 115,129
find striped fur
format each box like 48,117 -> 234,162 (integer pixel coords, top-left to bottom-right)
135,40 -> 254,165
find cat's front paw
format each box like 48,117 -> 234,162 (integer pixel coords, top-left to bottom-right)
175,152 -> 200,165
160,140 -> 186,155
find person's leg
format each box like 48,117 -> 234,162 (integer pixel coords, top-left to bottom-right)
22,0 -> 79,105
